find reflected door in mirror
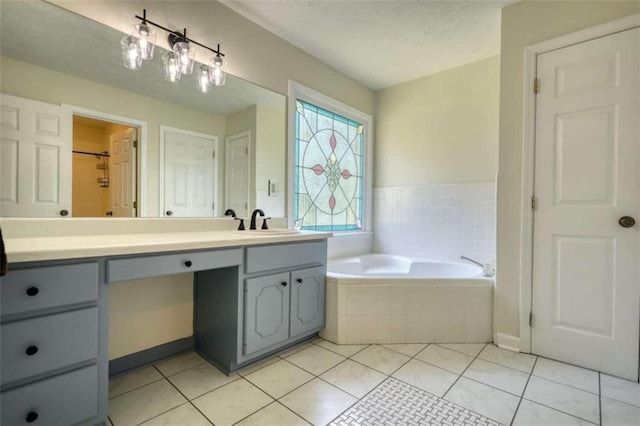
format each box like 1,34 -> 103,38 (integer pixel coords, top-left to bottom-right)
109,128 -> 137,217
225,132 -> 250,218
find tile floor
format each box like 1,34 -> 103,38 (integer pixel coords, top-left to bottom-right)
108,338 -> 640,426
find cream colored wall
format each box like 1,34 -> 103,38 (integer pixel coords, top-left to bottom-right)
0,57 -> 227,218
255,105 -> 286,217
50,0 -> 376,116
374,56 -> 500,187
496,1 -> 639,340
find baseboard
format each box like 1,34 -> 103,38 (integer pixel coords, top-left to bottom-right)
109,336 -> 194,376
495,332 -> 520,352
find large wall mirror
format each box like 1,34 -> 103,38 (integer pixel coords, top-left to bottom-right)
0,0 -> 286,218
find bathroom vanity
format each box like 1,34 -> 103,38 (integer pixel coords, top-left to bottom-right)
0,227 -> 330,426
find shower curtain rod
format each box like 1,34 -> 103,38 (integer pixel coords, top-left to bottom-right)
73,150 -> 110,158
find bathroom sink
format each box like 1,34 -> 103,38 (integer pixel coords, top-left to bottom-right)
242,229 -> 301,236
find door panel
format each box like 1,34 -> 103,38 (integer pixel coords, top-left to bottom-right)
289,266 -> 325,337
163,129 -> 216,217
225,132 -> 249,218
109,128 -> 137,217
0,93 -> 72,217
244,272 -> 290,355
532,28 -> 639,380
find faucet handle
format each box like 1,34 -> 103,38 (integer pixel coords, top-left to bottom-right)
234,217 -> 246,231
261,217 -> 271,230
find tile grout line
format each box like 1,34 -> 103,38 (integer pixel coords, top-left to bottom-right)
509,355 -> 539,426
441,343 -> 487,398
598,373 -> 602,426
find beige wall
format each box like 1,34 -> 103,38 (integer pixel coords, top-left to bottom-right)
375,56 -> 500,187
496,1 -> 639,339
256,105 -> 286,217
0,57 -> 227,217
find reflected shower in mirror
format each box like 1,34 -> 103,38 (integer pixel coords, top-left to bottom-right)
0,0 -> 286,218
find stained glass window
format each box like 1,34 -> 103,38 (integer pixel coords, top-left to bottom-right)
294,99 -> 365,231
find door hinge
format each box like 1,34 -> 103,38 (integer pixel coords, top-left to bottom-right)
245,147 -> 248,155
133,140 -> 138,149
244,202 -> 248,209
529,312 -> 533,327
133,201 -> 137,209
531,195 -> 537,211
212,202 -> 215,210
534,78 -> 540,94
212,151 -> 216,159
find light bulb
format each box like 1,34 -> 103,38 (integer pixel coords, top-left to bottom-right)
211,55 -> 227,86
197,65 -> 212,93
173,41 -> 195,75
162,51 -> 181,82
121,36 -> 142,70
133,23 -> 156,60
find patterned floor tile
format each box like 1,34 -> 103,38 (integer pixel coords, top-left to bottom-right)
330,378 -> 501,426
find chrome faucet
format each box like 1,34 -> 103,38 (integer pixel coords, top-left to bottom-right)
460,256 -> 483,268
249,209 -> 265,230
461,256 -> 495,277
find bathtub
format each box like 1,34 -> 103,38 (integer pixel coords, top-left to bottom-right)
320,254 -> 494,345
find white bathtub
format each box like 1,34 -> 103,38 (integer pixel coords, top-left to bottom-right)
321,254 -> 494,345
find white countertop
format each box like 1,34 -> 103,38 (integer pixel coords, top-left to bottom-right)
4,230 -> 332,263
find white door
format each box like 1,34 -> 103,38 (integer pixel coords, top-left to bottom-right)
162,128 -> 217,217
109,128 -> 137,217
0,94 -> 72,217
532,28 -> 639,380
225,132 -> 250,218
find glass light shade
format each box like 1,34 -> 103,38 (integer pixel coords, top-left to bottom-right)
132,23 -> 156,60
120,36 -> 142,70
197,65 -> 212,93
173,41 -> 195,75
162,51 -> 181,82
211,55 -> 227,86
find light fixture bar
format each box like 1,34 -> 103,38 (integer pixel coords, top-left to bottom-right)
134,10 -> 225,57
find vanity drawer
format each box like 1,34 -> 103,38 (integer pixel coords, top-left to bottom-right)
1,364 -> 98,426
1,262 -> 99,318
245,241 -> 326,274
1,307 -> 98,386
107,248 -> 242,283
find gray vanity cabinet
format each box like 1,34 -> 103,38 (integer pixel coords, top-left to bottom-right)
196,239 -> 327,374
244,272 -> 291,354
289,266 -> 326,338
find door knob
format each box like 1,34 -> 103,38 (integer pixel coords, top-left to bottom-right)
106,211 -> 113,216
59,209 -> 69,216
619,216 -> 636,228
166,210 -> 173,216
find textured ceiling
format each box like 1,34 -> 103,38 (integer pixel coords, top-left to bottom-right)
0,1 -> 284,116
221,0 -> 511,90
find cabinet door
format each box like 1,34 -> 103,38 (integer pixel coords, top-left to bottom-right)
290,266 -> 325,337
244,272 -> 290,355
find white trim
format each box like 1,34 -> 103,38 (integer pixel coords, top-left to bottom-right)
496,332 -> 521,353
519,13 -> 640,354
66,105 -> 149,217
158,125 -> 219,217
224,130 -> 252,215
287,80 -> 373,231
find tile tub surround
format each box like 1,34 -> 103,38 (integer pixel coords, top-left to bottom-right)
107,339 -> 640,426
321,278 -> 493,345
373,182 -> 496,264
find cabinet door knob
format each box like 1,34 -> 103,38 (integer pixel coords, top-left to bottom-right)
280,281 -> 288,287
25,411 -> 38,423
619,216 -> 636,228
166,210 -> 173,216
25,345 -> 39,356
26,287 -> 39,296
296,278 -> 303,283
59,209 -> 69,216
184,260 -> 192,267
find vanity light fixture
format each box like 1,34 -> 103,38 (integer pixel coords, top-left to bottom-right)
121,9 -> 228,88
